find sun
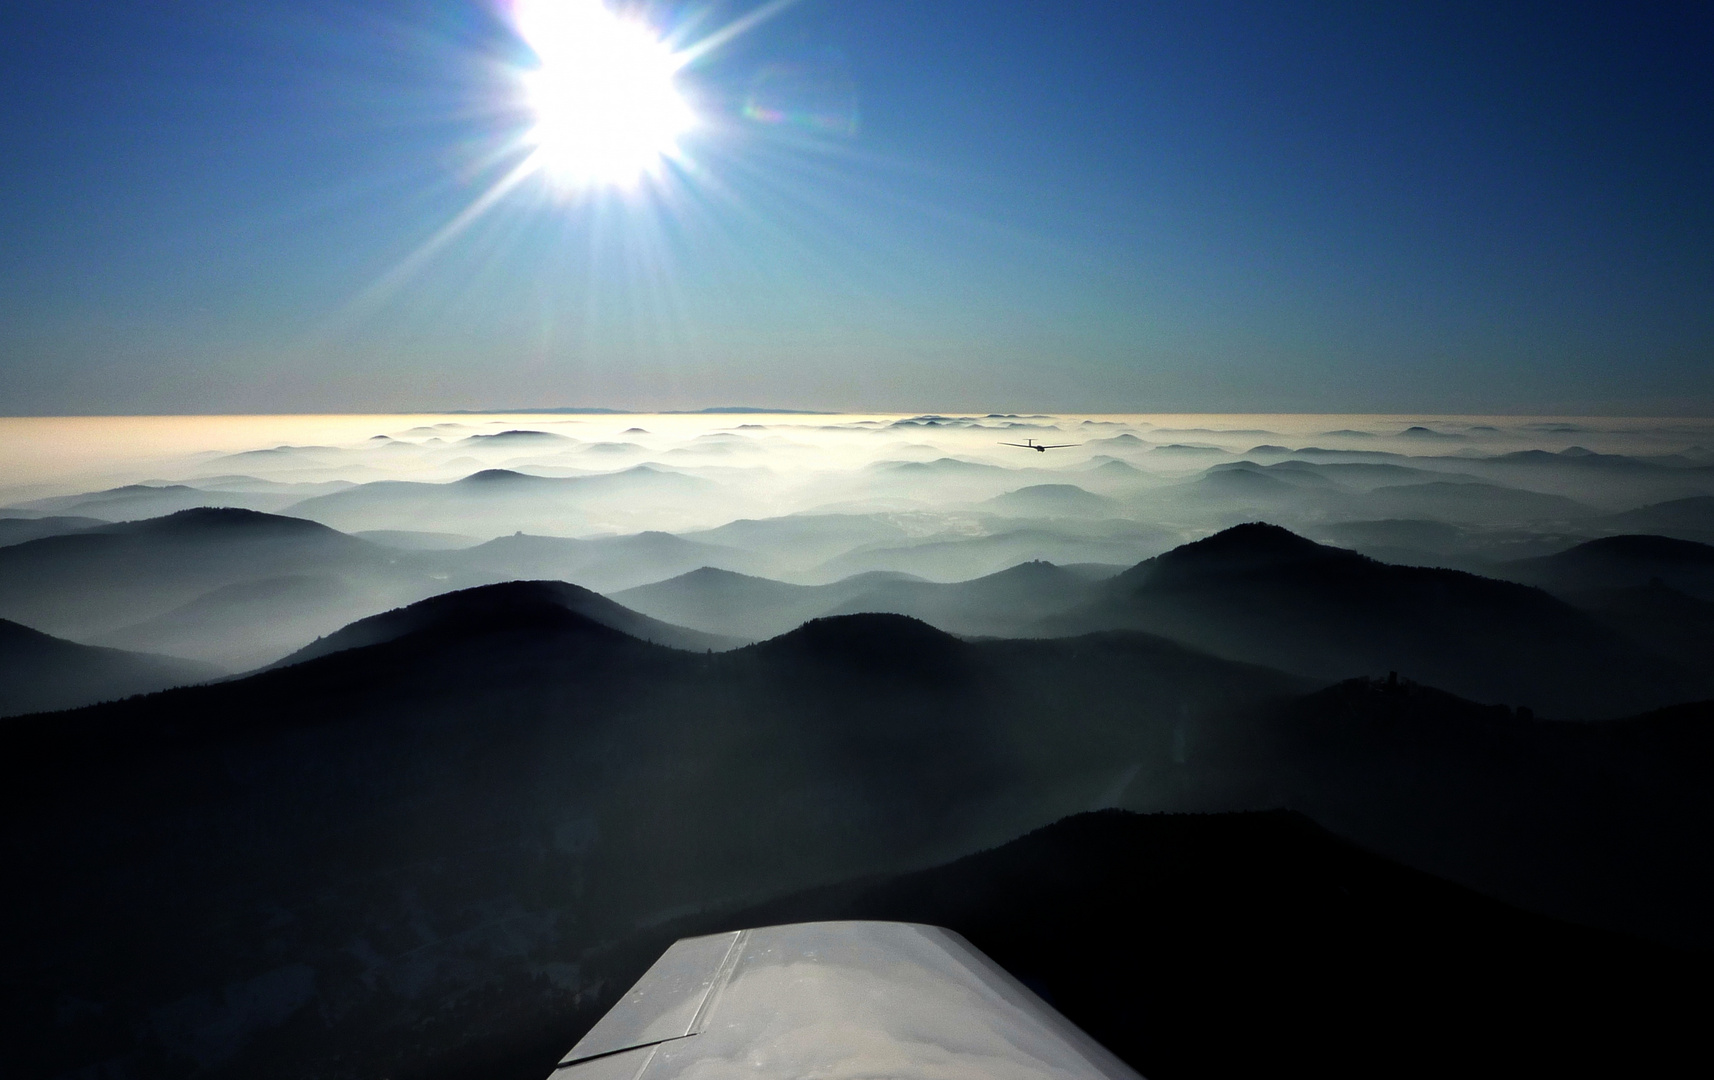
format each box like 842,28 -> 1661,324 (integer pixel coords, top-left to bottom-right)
512,0 -> 694,188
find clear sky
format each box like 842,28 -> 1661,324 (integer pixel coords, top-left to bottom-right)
0,1 -> 1709,415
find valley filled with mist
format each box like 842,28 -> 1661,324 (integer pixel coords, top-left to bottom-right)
4,411 -> 1714,1079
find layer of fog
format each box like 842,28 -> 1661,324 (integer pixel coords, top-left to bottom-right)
3,412 -> 1713,672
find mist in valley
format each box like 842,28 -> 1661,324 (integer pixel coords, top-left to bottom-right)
4,412 -> 1714,1078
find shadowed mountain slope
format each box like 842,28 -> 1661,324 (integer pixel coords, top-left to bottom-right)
0,514 -> 105,548
611,567 -> 916,640
0,618 -> 220,717
0,508 -> 415,640
1042,522 -> 1697,717
1,605 -> 1301,1079
273,580 -> 739,665
95,575 -> 367,672
1497,533 -> 1714,599
437,529 -> 764,594
1562,582 -> 1714,684
531,810 -> 1706,1080
613,560 -> 1101,640
1601,495 -> 1714,542
1187,677 -> 1714,952
7,591 -> 1713,1078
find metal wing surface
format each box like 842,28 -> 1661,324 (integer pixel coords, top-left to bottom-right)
548,921 -> 1143,1080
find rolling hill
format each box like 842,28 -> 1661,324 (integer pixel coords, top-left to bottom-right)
1038,522 -> 1698,717
1,600 -> 1301,1079
0,507 -> 435,644
0,618 -> 220,717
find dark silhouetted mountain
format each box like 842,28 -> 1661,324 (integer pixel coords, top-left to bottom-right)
616,561 -> 1106,640
1398,424 -> 1466,440
0,508 -> 412,640
981,483 -> 1116,516
536,810 -> 1706,1080
443,529 -> 764,593
1497,534 -> 1714,600
1040,522 -> 1696,717
1,607 -> 1300,1079
274,580 -> 737,665
1198,677 -> 1714,952
0,618 -> 220,717
0,514 -> 105,548
1567,581 -> 1714,682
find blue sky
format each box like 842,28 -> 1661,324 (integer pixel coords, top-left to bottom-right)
0,0 -> 1709,414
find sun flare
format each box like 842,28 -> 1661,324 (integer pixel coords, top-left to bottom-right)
513,0 -> 693,187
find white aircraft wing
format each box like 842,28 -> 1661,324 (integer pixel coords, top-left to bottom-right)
547,921 -> 1143,1080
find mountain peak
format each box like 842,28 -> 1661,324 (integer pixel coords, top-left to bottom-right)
1173,522 -> 1339,562
274,581 -> 632,668
1569,534 -> 1714,562
103,507 -> 334,537
458,468 -> 543,484
758,613 -> 964,671
1121,523 -> 1352,587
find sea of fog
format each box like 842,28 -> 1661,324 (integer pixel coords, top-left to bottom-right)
5,412 -> 1713,506
5,411 -> 1714,608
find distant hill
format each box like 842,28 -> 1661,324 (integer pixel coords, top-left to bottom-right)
1601,496 -> 1714,543
1496,534 -> 1714,599
13,481 -> 332,520
0,618 -> 219,717
1361,480 -> 1597,523
616,560 -> 1104,641
613,567 -> 911,640
95,575 -> 370,672
1039,522 -> 1698,717
272,580 -> 738,665
0,507 -> 428,643
354,529 -> 485,551
981,483 -> 1116,517
282,465 -> 721,536
440,529 -> 763,594
811,525 -> 1177,583
0,514 -> 105,548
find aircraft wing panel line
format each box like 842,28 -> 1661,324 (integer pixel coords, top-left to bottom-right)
686,927 -> 750,1034
547,921 -> 1145,1080
558,930 -> 744,1066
